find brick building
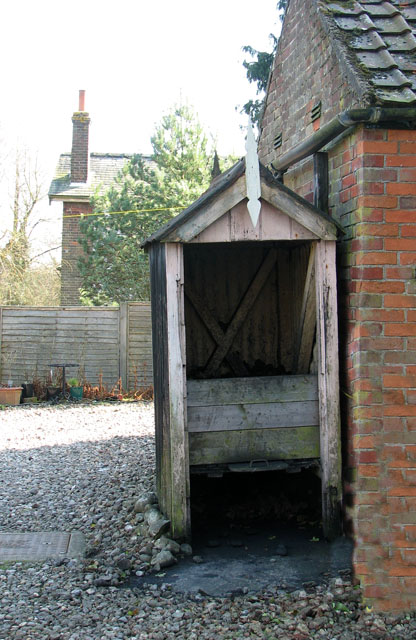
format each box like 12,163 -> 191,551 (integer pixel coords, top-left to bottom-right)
258,0 -> 416,612
49,91 -> 132,305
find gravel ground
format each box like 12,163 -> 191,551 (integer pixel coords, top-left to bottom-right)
0,401 -> 415,639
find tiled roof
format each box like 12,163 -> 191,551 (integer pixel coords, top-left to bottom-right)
48,153 -> 135,200
320,0 -> 416,104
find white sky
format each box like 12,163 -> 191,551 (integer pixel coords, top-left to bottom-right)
0,0 -> 281,258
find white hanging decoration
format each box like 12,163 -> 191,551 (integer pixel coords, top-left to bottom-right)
245,118 -> 261,227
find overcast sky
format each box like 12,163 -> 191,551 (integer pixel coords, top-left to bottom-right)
0,0 -> 281,255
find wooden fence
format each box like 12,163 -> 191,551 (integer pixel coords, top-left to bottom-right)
0,302 -> 152,390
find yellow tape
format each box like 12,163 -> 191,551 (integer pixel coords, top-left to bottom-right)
63,206 -> 185,219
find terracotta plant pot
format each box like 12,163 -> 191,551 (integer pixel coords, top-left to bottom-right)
0,387 -> 23,405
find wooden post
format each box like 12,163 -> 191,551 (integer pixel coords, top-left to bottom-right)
165,243 -> 190,539
0,307 -> 3,383
293,243 -> 317,374
313,152 -> 329,213
119,302 -> 128,390
315,240 -> 342,540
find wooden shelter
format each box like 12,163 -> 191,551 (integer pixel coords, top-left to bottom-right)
143,157 -> 342,541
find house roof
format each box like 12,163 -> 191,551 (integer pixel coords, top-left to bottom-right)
142,158 -> 341,247
319,0 -> 416,105
48,152 -> 136,201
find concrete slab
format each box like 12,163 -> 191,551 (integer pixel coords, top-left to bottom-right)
0,531 -> 85,563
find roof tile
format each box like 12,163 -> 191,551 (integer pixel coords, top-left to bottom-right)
326,2 -> 364,15
371,14 -> 412,33
401,7 -> 416,21
382,31 -> 416,51
349,30 -> 387,50
362,3 -> 399,17
391,52 -> 416,70
374,85 -> 416,101
320,0 -> 416,103
333,13 -> 376,30
355,48 -> 397,69
371,68 -> 412,86
48,153 -> 135,200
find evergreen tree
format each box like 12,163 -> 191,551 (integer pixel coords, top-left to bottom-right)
241,1 -> 288,127
78,105 -> 229,305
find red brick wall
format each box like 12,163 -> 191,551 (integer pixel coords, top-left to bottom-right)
335,126 -> 416,611
71,113 -> 90,183
61,202 -> 92,305
257,0 -> 416,612
258,0 -> 358,170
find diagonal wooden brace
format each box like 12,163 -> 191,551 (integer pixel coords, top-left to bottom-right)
204,248 -> 277,377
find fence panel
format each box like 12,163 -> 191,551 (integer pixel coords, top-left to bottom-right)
125,302 -> 153,390
0,304 -> 153,391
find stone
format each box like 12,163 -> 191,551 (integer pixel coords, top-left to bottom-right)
145,508 -> 171,539
180,543 -> 193,556
133,493 -> 157,514
116,557 -> 132,571
151,550 -> 177,569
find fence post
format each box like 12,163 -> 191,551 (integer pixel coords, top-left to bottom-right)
0,307 -> 3,383
119,302 -> 128,390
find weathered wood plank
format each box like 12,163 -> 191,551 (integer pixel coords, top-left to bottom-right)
276,249 -> 293,372
119,302 -> 128,389
313,152 -> 329,214
164,176 -> 247,243
189,426 -> 320,465
149,244 -> 171,520
185,285 -> 224,347
190,211 -> 231,243
187,375 -> 318,406
205,248 -> 277,377
261,181 -> 337,240
0,302 -> 153,391
2,309 -> 119,319
165,243 -> 190,539
185,284 -> 248,376
293,243 -> 317,374
315,240 -> 342,540
187,400 -> 319,432
0,307 -> 3,382
230,201 -> 260,241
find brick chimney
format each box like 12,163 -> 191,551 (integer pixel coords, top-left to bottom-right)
71,90 -> 90,183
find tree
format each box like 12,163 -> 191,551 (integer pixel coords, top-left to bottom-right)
241,1 -> 288,127
0,148 -> 61,305
79,104 -> 229,305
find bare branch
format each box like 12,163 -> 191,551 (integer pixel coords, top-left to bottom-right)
30,245 -> 62,262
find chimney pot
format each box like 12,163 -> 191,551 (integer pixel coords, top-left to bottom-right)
79,89 -> 85,112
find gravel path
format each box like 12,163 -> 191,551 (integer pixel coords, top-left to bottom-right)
0,402 -> 415,639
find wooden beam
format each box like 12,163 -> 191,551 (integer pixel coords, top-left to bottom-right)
165,243 -> 190,539
163,176 -> 247,243
185,285 -> 249,376
187,400 -> 319,433
315,240 -> 342,540
187,375 -> 318,406
119,302 -> 128,389
204,249 -> 277,377
313,152 -> 329,214
189,426 -> 320,465
293,243 -> 317,374
0,307 -> 2,383
185,286 -> 224,347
